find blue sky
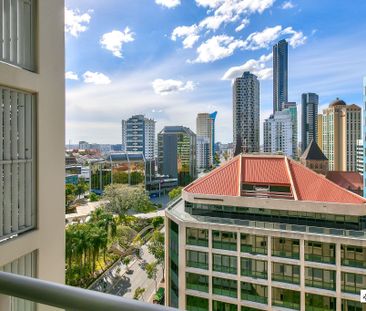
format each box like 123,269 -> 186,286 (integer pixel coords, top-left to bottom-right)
65,0 -> 366,144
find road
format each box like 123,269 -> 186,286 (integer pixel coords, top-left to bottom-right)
108,244 -> 163,302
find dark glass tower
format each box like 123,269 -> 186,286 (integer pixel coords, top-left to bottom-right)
273,39 -> 288,113
301,93 -> 319,152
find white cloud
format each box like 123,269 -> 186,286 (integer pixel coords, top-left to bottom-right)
152,79 -> 195,95
65,71 -> 79,80
172,0 -> 275,48
282,27 -> 307,47
281,1 -> 295,9
65,7 -> 92,37
192,35 -> 246,63
100,27 -> 135,58
235,18 -> 250,32
83,71 -> 111,85
171,25 -> 200,49
155,0 -> 181,8
222,53 -> 273,80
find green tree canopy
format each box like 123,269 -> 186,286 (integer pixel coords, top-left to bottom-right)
168,187 -> 183,201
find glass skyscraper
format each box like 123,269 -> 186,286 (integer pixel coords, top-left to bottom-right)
273,39 -> 288,113
301,93 -> 319,153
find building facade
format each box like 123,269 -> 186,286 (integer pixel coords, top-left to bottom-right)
301,93 -> 319,153
321,99 -> 361,171
356,139 -> 363,175
363,77 -> 366,197
233,72 -> 260,155
300,139 -> 328,175
121,115 -> 155,160
196,136 -> 210,171
263,110 -> 294,157
317,114 -> 323,150
158,126 -> 197,186
196,112 -> 217,168
0,1 -> 65,310
273,39 -> 288,113
166,154 -> 366,311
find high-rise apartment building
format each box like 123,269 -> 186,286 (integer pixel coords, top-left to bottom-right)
273,39 -> 288,113
263,111 -> 294,157
264,103 -> 297,158
364,77 -> 366,196
356,139 -> 363,175
196,136 -> 210,171
301,93 -> 319,153
121,115 -> 156,160
196,112 -> 217,168
158,126 -> 197,186
0,1 -> 65,310
317,114 -> 323,149
166,154 -> 366,311
233,72 -> 260,155
321,99 -> 361,171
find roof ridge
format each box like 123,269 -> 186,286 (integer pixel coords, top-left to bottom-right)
284,156 -> 298,200
289,159 -> 366,203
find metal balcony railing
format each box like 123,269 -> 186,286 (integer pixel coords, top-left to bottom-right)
0,271 -> 176,311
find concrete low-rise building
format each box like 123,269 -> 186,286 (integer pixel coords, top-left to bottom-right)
166,154 -> 366,311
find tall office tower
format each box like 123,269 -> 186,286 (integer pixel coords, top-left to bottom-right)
166,154 -> 366,311
273,39 -> 288,113
317,114 -> 323,150
233,72 -> 260,155
263,110 -> 294,157
0,1 -> 65,310
321,99 -> 361,171
196,136 -> 210,171
301,93 -> 319,152
363,77 -> 366,196
196,111 -> 217,167
121,115 -> 156,160
157,126 -> 197,186
282,102 -> 298,157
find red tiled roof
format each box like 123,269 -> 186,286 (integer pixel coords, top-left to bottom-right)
184,156 -> 240,196
325,171 -> 363,191
184,154 -> 366,205
288,160 -> 365,204
242,157 -> 289,185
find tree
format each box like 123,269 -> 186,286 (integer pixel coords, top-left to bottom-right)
148,230 -> 165,281
122,256 -> 132,271
65,184 -> 77,207
76,177 -> 89,198
146,261 -> 158,291
104,184 -> 155,215
214,152 -> 221,165
133,287 -> 145,301
152,217 -> 164,229
89,192 -> 99,202
168,187 -> 182,201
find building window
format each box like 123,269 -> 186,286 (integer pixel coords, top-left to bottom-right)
240,234 -> 267,255
305,241 -> 335,264
305,293 -> 336,311
341,245 -> 366,269
272,237 -> 300,259
341,272 -> 366,294
0,250 -> 37,311
341,299 -> 364,311
186,295 -> 209,311
212,300 -> 237,311
240,258 -> 267,279
212,230 -> 237,251
186,227 -> 208,247
241,282 -> 268,304
186,250 -> 208,270
272,263 -> 300,285
305,267 -> 336,290
0,87 -> 35,241
212,254 -> 237,274
168,219 -> 179,308
272,287 -> 300,310
186,273 -> 208,293
0,0 -> 36,71
212,277 -> 237,298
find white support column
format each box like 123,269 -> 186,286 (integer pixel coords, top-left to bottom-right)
336,243 -> 341,311
267,235 -> 272,309
300,239 -> 305,311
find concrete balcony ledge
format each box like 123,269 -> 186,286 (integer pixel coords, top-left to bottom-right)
0,272 -> 175,311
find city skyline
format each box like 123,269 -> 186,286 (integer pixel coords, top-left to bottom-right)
66,0 -> 366,145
